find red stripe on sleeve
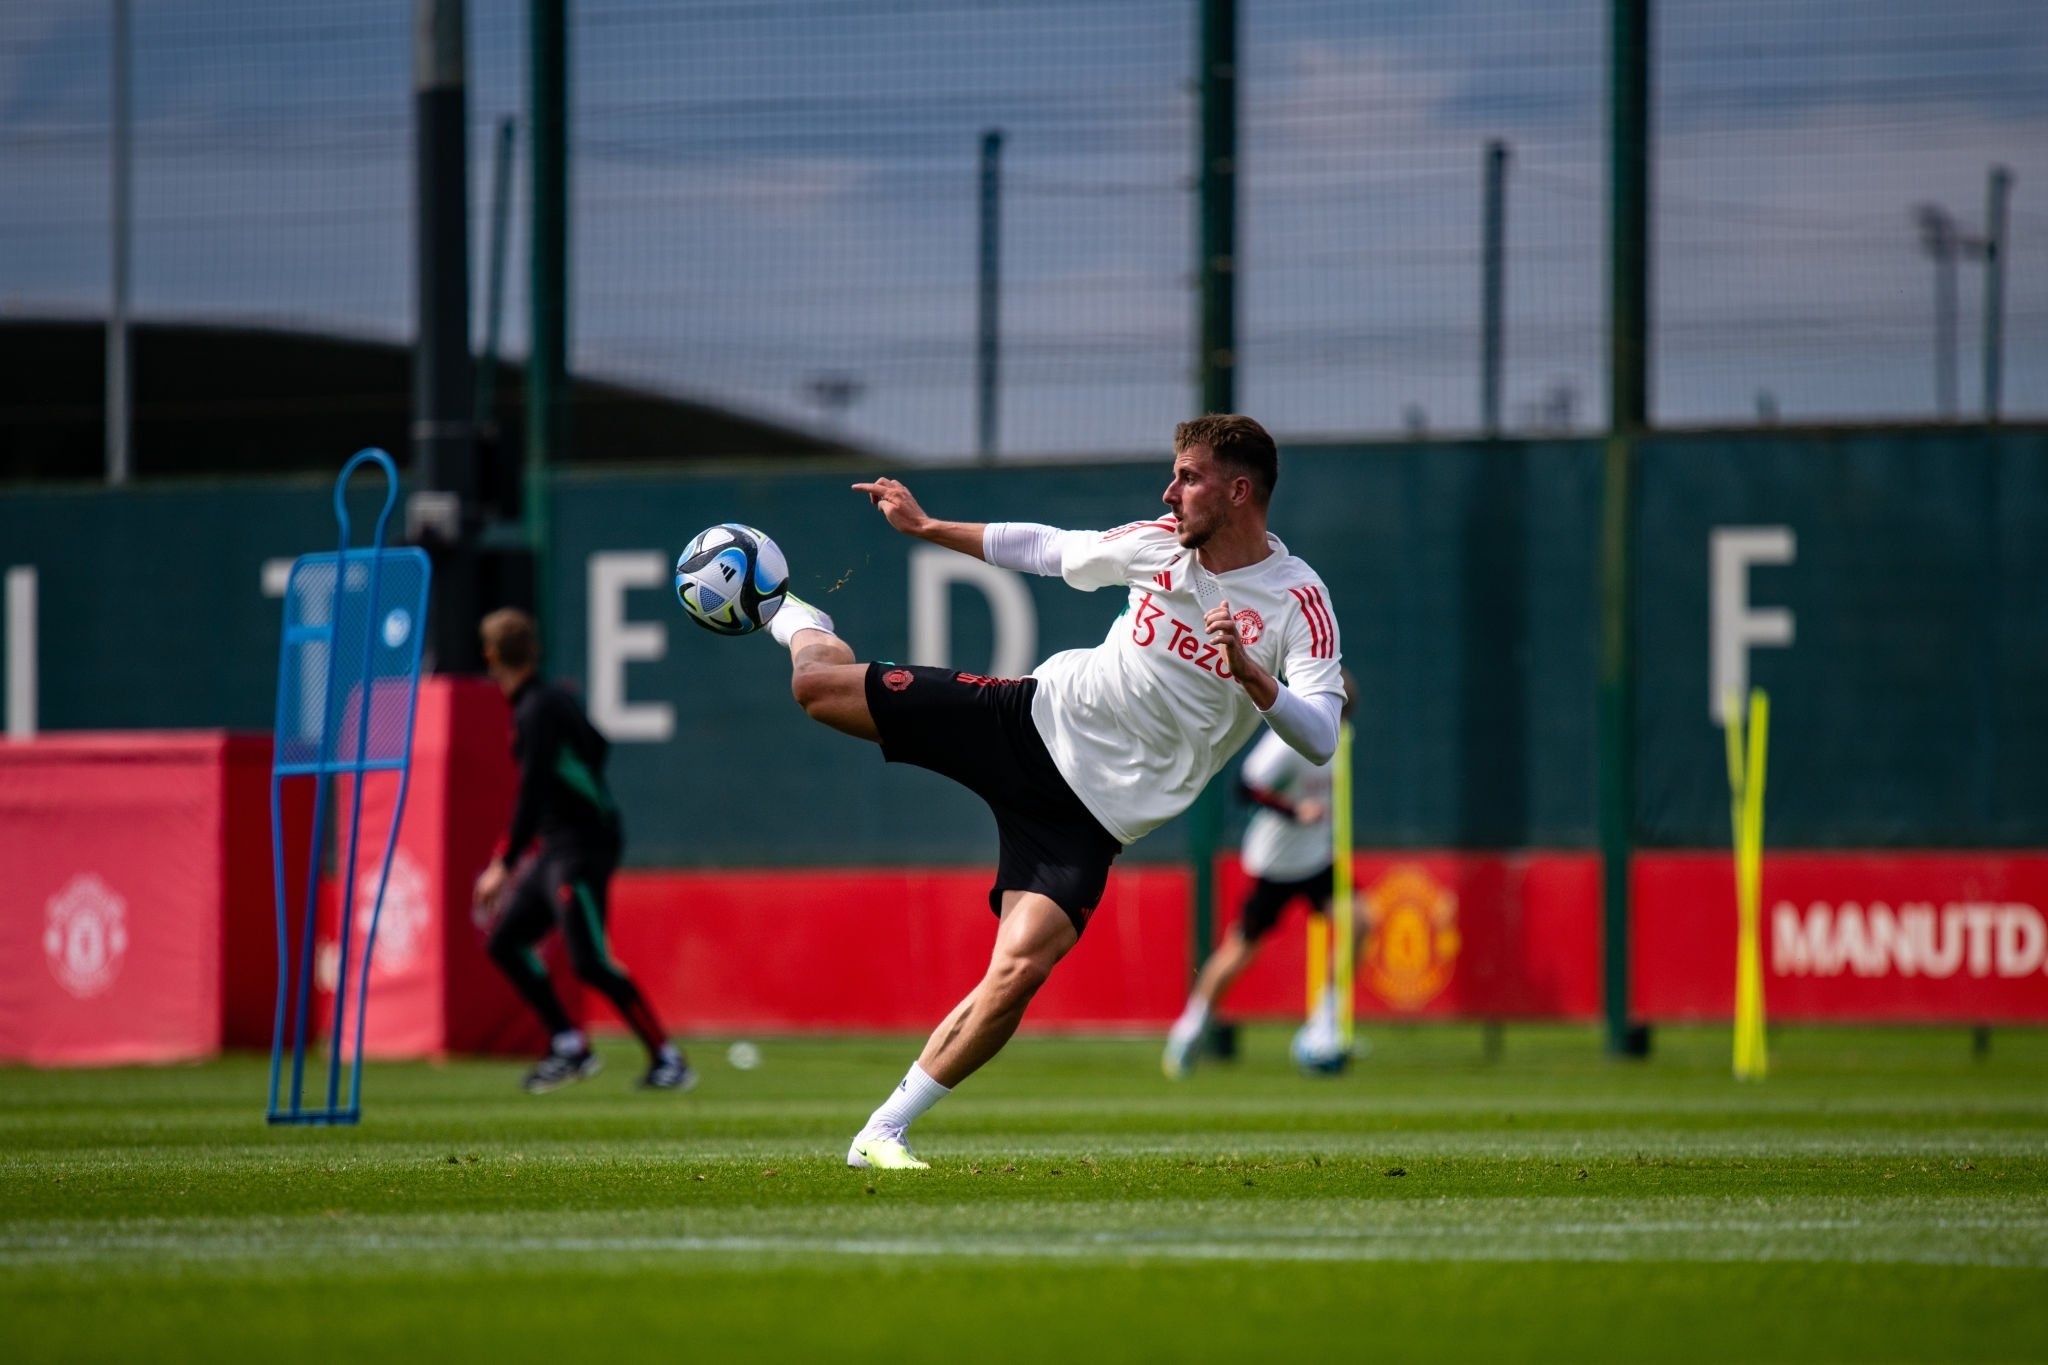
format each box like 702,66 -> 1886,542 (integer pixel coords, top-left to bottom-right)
1101,517 -> 1178,543
1289,586 -> 1327,658
1304,586 -> 1336,658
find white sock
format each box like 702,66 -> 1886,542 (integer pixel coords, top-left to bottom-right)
551,1029 -> 587,1056
657,1043 -> 681,1066
769,594 -> 835,649
862,1062 -> 951,1134
1169,999 -> 1211,1045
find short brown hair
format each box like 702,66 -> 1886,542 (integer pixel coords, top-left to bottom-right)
479,608 -> 538,669
1174,413 -> 1278,503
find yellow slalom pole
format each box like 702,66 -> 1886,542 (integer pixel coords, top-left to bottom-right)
1726,689 -> 1770,1080
1331,719 -> 1355,1052
1306,917 -> 1328,1021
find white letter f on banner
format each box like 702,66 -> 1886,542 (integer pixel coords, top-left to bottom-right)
1709,526 -> 1796,727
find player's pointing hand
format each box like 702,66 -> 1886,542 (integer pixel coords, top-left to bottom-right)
1206,597 -> 1279,708
853,477 -> 932,538
1204,598 -> 1248,668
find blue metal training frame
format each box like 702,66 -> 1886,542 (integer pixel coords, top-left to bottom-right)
267,449 -> 432,1125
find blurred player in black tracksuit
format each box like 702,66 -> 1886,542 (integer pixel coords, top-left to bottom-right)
471,609 -> 694,1093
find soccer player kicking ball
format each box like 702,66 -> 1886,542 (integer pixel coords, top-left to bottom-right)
1162,668 -> 1361,1080
763,415 -> 1346,1170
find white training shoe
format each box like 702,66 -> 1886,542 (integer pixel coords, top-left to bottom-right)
769,593 -> 836,648
846,1124 -> 930,1171
1161,1023 -> 1202,1080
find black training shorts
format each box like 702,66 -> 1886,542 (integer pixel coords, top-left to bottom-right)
1237,864 -> 1335,943
863,663 -> 1122,935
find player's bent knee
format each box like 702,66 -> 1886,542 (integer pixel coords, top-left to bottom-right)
788,661 -> 830,714
790,659 -> 850,713
986,950 -> 1054,1002
790,661 -> 880,740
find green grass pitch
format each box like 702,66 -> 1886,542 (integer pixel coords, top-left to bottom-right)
5,1025 -> 2045,1363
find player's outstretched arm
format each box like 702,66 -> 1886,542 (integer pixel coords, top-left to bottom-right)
853,477 -> 986,559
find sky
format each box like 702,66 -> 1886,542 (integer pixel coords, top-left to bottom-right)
3,0 -> 2045,460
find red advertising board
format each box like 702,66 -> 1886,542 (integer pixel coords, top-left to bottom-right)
0,733 -> 284,1065
601,866 -> 1191,1033
1211,853 -> 1603,1022
590,853 -> 1602,1033
1634,852 -> 2048,1022
7,716 -> 2038,1067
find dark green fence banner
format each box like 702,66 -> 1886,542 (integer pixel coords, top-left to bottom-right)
1635,429 -> 2048,849
0,477 -> 375,729
542,442 -> 1603,867
2,429 -> 2040,867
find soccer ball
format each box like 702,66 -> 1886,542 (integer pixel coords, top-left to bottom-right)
674,523 -> 789,635
1290,1014 -> 1351,1076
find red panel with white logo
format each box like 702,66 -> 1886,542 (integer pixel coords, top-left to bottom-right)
0,734 -> 246,1065
303,678 -> 535,1058
1633,852 -> 2048,1022
311,772 -> 444,1058
1209,853 -> 1604,1022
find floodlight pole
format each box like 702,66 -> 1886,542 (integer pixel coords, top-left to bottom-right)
415,0 -> 478,671
476,116 -> 517,440
976,128 -> 1004,465
107,0 -> 132,485
1982,166 -> 2011,423
1188,0 -> 1238,983
1481,139 -> 1510,438
1599,0 -> 1652,1059
1915,204 -> 1962,420
527,0 -> 568,643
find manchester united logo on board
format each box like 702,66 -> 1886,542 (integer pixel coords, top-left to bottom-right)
317,847 -> 434,991
365,850 -> 430,979
1233,608 -> 1264,645
1361,865 -> 1460,1011
882,668 -> 914,692
43,873 -> 129,1000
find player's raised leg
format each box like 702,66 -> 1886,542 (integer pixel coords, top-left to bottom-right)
768,595 -> 882,742
848,891 -> 1077,1170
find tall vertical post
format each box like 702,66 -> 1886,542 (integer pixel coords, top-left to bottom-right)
976,128 -> 1004,465
1189,0 -> 1239,982
528,0 -> 568,631
1600,0 -> 1652,1058
1480,139 -> 1510,438
1982,165 -> 2011,423
107,0 -> 132,485
476,116 -> 517,438
416,0 -> 477,670
1935,220 -> 1958,421
5,567 -> 36,739
1912,204 -> 1959,420
1197,0 -> 1237,419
